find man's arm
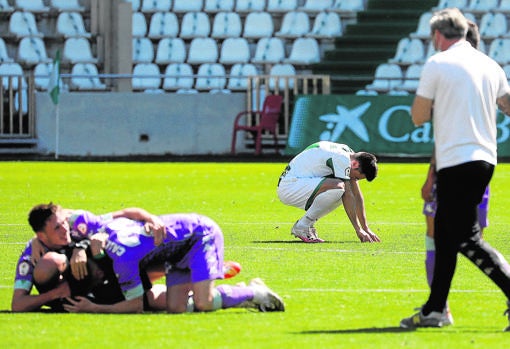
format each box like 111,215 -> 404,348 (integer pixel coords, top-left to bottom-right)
411,95 -> 433,126
109,208 -> 166,245
63,295 -> 144,313
497,93 -> 510,116
11,283 -> 70,312
342,181 -> 380,242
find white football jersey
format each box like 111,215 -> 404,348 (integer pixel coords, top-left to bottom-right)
285,141 -> 353,180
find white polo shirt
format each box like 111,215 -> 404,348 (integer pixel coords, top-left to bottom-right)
417,40 -> 510,170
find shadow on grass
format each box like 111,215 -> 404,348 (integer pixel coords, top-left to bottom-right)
300,327 -> 414,334
251,240 -> 356,244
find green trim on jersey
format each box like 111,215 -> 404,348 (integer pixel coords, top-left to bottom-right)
305,178 -> 326,210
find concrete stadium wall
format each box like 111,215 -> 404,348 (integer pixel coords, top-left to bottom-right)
35,92 -> 247,156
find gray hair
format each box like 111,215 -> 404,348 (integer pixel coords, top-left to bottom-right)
430,8 -> 468,39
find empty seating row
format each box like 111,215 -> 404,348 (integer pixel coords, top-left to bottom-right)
0,0 -> 85,13
1,36 -> 97,66
126,0 -> 364,14
134,10 -> 343,40
0,59 -> 297,92
131,62 -> 297,91
133,36 -> 321,66
6,11 -> 90,39
389,37 -> 510,68
361,59 -> 510,96
411,11 -> 509,40
433,0 -> 510,14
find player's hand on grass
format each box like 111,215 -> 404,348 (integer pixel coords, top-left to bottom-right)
70,248 -> 88,280
63,296 -> 95,313
356,229 -> 380,243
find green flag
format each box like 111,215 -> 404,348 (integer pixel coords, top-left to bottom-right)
48,50 -> 60,105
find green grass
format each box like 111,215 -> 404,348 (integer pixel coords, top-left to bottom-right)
1,161 -> 510,348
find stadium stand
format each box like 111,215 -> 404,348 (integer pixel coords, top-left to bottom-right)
410,12 -> 433,39
33,62 -> 65,90
50,0 -> 85,13
487,38 -> 510,65
155,37 -> 187,64
432,0 -> 467,11
194,63 -> 227,90
132,62 -> 161,90
331,0 -> 364,14
364,63 -> 403,93
227,63 -> 259,91
219,37 -> 251,64
147,11 -> 179,39
179,11 -> 211,38
125,0 -> 141,11
466,0 -> 499,14
62,37 -> 98,64
251,37 -> 286,64
307,11 -> 343,39
269,63 -> 296,89
284,37 -> 321,65
132,37 -> 155,64
243,11 -> 274,39
140,0 -> 172,13
17,37 -> 51,66
395,63 -> 423,92
0,38 -> 14,63
70,63 -> 107,91
479,12 -> 507,39
204,0 -> 235,13
8,11 -> 43,39
162,62 -> 194,90
0,62 -> 27,90
211,11 -> 242,39
56,12 -> 92,38
235,0 -> 266,13
0,0 -> 14,13
275,11 -> 311,38
187,37 -> 218,64
132,11 -> 148,37
266,0 -> 298,13
14,0 -> 49,13
172,0 -> 203,13
496,0 -> 510,13
388,38 -> 425,65
299,0 -> 334,13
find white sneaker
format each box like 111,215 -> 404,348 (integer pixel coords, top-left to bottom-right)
249,278 -> 285,312
442,307 -> 454,326
291,222 -> 324,243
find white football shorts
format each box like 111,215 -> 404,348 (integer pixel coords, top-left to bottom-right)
277,177 -> 324,209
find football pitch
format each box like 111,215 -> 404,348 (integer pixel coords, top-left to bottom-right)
1,160 -> 510,348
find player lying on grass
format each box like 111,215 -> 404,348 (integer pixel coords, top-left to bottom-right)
12,203 -> 164,312
53,208 -> 284,313
277,141 -> 380,243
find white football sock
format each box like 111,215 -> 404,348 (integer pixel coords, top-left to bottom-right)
297,189 -> 344,228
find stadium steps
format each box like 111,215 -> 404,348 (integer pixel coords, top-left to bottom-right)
0,138 -> 38,154
312,0 -> 437,94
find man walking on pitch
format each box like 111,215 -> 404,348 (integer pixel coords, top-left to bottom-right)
400,8 -> 510,330
277,141 -> 380,243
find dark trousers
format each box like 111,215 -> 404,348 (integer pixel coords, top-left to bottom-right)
424,160 -> 510,314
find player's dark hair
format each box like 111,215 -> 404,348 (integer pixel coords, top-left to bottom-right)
466,20 -> 480,49
28,203 -> 59,232
356,152 -> 378,182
